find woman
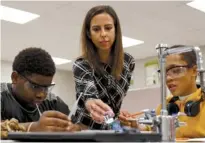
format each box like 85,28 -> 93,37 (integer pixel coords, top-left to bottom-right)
155,45 -> 205,138
72,5 -> 135,130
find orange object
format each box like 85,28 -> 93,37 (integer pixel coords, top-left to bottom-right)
175,138 -> 189,142
130,111 -> 144,117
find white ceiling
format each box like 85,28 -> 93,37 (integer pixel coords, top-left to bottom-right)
1,1 -> 205,71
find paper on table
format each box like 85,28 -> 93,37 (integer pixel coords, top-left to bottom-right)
79,130 -> 115,133
176,138 -> 205,142
188,138 -> 205,142
126,118 -> 137,121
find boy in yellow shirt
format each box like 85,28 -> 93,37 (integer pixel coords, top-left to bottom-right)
156,45 -> 205,138
119,45 -> 205,138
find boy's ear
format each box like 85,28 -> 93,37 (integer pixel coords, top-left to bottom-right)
11,71 -> 19,84
192,65 -> 197,77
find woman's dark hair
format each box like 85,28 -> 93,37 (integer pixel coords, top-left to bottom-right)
80,5 -> 124,79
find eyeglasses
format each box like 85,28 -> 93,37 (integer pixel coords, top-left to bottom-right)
20,74 -> 55,94
166,65 -> 190,78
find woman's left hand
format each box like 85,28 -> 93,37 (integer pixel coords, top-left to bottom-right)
85,99 -> 113,123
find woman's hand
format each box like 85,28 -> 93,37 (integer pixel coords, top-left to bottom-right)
118,110 -> 132,121
85,99 -> 113,123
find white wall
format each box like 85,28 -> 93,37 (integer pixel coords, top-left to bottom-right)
0,60 -> 76,107
121,56 -> 161,112
131,56 -> 157,89
52,70 -> 76,107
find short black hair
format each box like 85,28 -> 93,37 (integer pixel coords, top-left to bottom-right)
166,45 -> 197,67
12,47 -> 56,76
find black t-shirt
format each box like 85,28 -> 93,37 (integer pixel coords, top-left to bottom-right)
1,83 -> 71,123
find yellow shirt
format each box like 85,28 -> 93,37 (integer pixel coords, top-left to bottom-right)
156,88 -> 205,138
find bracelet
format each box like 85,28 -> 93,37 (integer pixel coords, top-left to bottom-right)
27,122 -> 34,132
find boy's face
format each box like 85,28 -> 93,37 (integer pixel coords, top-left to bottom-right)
12,72 -> 55,107
166,54 -> 197,96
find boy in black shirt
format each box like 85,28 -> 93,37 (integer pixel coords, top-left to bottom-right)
1,47 -> 82,132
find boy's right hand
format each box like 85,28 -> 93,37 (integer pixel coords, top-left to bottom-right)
31,111 -> 73,132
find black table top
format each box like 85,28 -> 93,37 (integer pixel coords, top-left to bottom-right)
7,131 -> 162,142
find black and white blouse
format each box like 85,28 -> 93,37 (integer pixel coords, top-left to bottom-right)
72,52 -> 135,129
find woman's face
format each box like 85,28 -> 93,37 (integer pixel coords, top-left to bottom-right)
90,13 -> 115,52
166,54 -> 197,96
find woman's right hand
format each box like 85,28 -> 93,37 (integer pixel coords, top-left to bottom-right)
85,99 -> 114,123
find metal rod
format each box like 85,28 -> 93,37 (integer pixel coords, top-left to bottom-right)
160,56 -> 168,115
155,44 -> 168,116
193,47 -> 205,93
